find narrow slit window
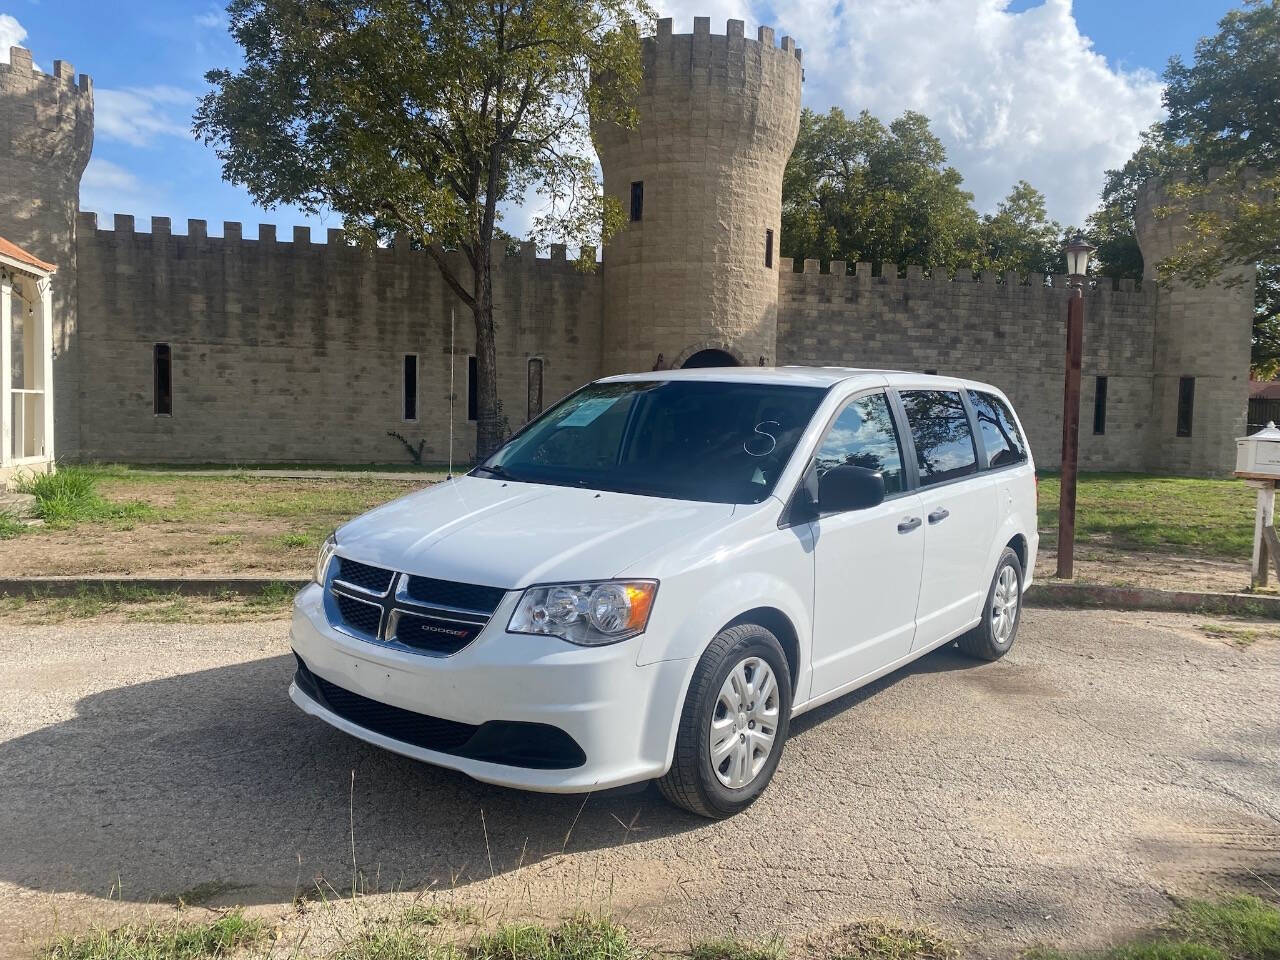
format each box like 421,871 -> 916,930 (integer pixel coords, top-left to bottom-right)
630,181 -> 644,222
467,355 -> 478,422
527,358 -> 544,420
403,354 -> 418,421
153,343 -> 172,416
1093,376 -> 1108,435
765,229 -> 774,268
1176,376 -> 1195,437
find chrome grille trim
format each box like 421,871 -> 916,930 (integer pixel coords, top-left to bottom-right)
326,564 -> 505,658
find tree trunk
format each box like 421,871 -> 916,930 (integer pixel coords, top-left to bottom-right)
472,251 -> 502,460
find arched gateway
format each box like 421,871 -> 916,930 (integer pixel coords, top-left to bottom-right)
681,348 -> 739,369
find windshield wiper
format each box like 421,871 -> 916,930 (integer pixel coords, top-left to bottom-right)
472,464 -> 524,482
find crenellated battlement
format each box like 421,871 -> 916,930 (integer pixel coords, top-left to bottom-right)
778,257 -> 1150,299
0,46 -> 93,94
0,47 -> 94,175
648,16 -> 803,65
76,211 -> 600,275
632,16 -> 804,115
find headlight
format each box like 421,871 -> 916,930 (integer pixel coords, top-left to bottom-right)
508,580 -> 658,646
314,533 -> 338,584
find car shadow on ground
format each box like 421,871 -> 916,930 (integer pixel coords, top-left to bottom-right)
0,643 -> 981,907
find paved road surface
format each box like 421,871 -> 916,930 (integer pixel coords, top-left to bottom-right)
1,609 -> 1276,957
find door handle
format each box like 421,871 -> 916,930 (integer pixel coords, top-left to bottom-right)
897,516 -> 922,533
928,508 -> 950,524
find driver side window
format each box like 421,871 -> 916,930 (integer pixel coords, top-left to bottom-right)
813,392 -> 906,495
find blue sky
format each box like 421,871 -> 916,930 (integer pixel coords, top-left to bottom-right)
0,0 -> 1241,238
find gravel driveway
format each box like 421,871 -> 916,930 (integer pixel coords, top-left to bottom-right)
1,608 -> 1276,957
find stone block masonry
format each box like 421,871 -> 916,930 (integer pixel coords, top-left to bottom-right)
75,216 -> 602,464
776,262 -> 1159,471
0,48 -> 93,457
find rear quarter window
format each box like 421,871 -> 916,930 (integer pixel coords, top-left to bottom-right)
899,390 -> 979,486
968,390 -> 1028,468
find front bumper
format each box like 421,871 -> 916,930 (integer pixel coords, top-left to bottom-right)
289,583 -> 691,792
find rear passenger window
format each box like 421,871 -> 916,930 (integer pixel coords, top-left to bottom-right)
968,390 -> 1027,468
813,392 -> 905,495
900,390 -> 978,486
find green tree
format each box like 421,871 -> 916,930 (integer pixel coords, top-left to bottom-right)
1085,125 -> 1191,280
780,107 -> 982,272
1087,1 -> 1278,375
194,0 -> 651,457
978,180 -> 1064,276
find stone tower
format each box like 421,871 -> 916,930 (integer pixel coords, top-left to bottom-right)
0,47 -> 93,457
594,17 -> 803,373
1135,174 -> 1254,475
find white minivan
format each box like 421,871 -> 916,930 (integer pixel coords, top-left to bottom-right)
290,368 -> 1037,817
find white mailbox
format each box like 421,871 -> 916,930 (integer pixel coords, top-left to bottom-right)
1236,421 -> 1280,478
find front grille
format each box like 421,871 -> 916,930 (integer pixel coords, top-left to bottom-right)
335,593 -> 382,637
293,654 -> 586,769
335,557 -> 395,594
326,557 -> 508,657
405,575 -> 505,614
392,611 -> 483,655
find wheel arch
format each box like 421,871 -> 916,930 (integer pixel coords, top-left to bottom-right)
1005,532 -> 1028,572
723,606 -> 801,700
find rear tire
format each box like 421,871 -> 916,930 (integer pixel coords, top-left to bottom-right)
658,623 -> 792,819
958,546 -> 1023,661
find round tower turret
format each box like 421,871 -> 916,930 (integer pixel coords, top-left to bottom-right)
1135,172 -> 1254,475
0,47 -> 94,457
593,17 -> 803,373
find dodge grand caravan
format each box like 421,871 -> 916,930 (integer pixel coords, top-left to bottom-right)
290,368 -> 1038,817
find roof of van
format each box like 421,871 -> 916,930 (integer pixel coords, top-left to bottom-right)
599,366 -> 998,392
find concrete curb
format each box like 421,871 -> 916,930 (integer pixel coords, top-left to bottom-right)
1025,582 -> 1280,620
2,576 -> 1279,620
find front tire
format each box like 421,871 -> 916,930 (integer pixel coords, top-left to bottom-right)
658,623 -> 792,819
958,546 -> 1023,661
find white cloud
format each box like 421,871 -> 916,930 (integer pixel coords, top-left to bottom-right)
656,0 -> 1164,224
195,8 -> 225,29
0,13 -> 27,55
80,157 -> 160,218
94,85 -> 195,147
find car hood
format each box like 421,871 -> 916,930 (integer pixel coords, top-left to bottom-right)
334,476 -> 738,587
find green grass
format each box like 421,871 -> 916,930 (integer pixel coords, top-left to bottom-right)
37,909 -> 264,960
805,922 -> 956,960
336,914 -> 639,960
0,510 -> 24,539
15,467 -> 155,530
32,897 -> 1280,960
1028,896 -> 1280,960
1037,472 -> 1256,559
689,937 -> 786,960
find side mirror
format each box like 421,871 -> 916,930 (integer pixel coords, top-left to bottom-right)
818,464 -> 886,513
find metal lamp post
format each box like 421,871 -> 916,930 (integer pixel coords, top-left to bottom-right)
1056,234 -> 1096,579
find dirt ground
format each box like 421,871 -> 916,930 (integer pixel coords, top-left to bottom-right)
1,608 -> 1276,959
1,470 -> 1263,595
1034,544 -> 1258,594
0,473 -> 432,579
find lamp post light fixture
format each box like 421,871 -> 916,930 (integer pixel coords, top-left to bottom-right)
1057,234 -> 1096,579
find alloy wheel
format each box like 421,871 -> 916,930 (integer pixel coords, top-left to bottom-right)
709,656 -> 779,788
991,563 -> 1019,645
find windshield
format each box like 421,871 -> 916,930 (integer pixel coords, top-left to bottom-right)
474,379 -> 827,503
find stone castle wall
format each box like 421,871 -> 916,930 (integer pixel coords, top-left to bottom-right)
3,20 -> 1256,476
776,261 -> 1159,471
0,48 -> 93,457
75,215 -> 602,464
